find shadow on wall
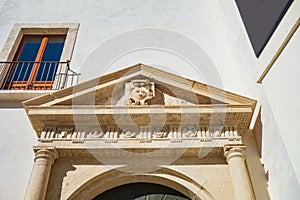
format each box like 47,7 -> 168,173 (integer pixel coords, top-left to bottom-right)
45,158 -> 77,200
243,107 -> 270,200
253,107 -> 263,157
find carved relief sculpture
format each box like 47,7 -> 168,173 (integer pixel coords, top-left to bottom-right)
126,79 -> 155,105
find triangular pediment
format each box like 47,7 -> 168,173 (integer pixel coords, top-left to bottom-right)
23,64 -> 256,136
23,63 -> 255,108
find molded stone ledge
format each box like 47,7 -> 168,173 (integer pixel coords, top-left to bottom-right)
37,138 -> 243,151
0,90 -> 52,107
39,146 -> 227,160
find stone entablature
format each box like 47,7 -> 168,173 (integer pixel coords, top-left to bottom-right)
26,105 -> 252,137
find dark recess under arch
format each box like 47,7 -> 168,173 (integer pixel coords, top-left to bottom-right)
93,182 -> 190,200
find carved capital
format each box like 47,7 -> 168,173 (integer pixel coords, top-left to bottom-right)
223,144 -> 246,163
33,146 -> 58,165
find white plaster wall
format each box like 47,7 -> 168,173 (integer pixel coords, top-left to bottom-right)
0,0 -> 244,90
0,0 -> 299,199
0,109 -> 36,200
216,1 -> 300,199
263,26 -> 300,196
256,1 -> 300,81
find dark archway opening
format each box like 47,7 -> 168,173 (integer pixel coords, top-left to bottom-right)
93,182 -> 190,200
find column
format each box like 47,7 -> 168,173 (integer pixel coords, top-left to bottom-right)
224,145 -> 255,200
25,147 -> 58,200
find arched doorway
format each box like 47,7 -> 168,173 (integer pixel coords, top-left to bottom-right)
93,182 -> 190,200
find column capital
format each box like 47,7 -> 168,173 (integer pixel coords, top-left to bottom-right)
33,146 -> 58,165
223,144 -> 246,162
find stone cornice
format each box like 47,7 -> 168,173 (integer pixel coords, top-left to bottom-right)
27,104 -> 253,114
27,104 -> 253,137
33,145 -> 227,160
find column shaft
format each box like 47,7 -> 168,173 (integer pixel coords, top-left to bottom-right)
224,145 -> 255,200
25,148 -> 58,200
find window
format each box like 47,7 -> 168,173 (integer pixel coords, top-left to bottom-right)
3,35 -> 66,89
0,23 -> 79,90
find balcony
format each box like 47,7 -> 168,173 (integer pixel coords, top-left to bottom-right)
0,61 -> 80,90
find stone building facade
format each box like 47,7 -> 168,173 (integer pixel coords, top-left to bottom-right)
0,1 -> 299,199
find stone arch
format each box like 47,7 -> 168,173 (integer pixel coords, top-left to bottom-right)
65,166 -> 221,200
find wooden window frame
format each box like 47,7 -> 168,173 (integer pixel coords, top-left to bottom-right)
9,35 -> 66,90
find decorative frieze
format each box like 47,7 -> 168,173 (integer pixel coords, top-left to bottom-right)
39,125 -> 241,143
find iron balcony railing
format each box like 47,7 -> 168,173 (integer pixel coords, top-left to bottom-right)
0,61 -> 80,90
